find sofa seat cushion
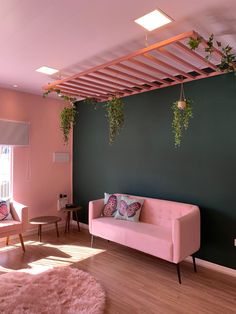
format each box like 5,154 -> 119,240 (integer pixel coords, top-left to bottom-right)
91,217 -> 173,262
0,220 -> 22,236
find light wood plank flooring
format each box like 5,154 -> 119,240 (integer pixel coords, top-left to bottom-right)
0,227 -> 235,314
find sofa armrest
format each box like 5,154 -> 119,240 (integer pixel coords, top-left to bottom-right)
89,199 -> 104,233
172,207 -> 200,263
10,201 -> 28,232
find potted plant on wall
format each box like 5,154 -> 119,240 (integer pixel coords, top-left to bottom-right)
43,89 -> 77,145
172,81 -> 193,147
104,96 -> 124,144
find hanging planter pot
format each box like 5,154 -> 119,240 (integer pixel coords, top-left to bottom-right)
177,80 -> 187,110
172,81 -> 193,147
177,100 -> 187,110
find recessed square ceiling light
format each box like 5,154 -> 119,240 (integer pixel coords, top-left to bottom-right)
36,66 -> 59,75
135,9 -> 172,31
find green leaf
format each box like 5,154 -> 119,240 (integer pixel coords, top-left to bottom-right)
187,37 -> 202,50
104,97 -> 124,144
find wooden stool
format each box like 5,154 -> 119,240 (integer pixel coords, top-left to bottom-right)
29,216 -> 61,242
64,206 -> 82,233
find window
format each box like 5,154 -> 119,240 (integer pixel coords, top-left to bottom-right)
0,146 -> 12,199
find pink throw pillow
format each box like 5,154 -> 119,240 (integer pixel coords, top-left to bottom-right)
102,193 -> 120,217
115,196 -> 144,222
0,200 -> 10,221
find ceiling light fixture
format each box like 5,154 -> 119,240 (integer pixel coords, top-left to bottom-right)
134,9 -> 172,31
36,66 -> 59,75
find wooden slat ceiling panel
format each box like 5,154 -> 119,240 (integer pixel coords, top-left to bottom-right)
44,31 -> 224,102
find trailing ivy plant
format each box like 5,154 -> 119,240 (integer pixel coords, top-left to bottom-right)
172,98 -> 193,147
60,105 -> 77,144
83,97 -> 97,106
43,88 -> 77,144
187,34 -> 236,73
104,96 -> 124,144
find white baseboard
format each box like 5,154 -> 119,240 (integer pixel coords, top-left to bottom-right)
185,256 -> 236,277
71,220 -> 88,230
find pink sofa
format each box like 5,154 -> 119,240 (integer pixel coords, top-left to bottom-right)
89,194 -> 200,283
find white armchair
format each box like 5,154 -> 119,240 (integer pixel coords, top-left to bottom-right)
0,201 -> 28,252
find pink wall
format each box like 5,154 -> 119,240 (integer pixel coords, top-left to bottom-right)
0,87 -> 72,225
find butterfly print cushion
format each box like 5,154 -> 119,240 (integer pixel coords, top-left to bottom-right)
0,201 -> 10,221
115,196 -> 144,222
119,200 -> 141,217
102,193 -> 120,217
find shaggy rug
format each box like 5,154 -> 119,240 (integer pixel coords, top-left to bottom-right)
0,267 -> 105,314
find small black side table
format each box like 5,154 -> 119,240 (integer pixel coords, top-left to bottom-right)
63,206 -> 82,233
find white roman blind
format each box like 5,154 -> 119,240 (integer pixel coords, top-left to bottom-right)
0,120 -> 29,145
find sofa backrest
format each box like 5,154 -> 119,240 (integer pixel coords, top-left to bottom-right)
124,195 -> 198,227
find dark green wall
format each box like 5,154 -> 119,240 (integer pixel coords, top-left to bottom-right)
73,73 -> 236,269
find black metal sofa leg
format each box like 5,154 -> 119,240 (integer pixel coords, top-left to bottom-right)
176,263 -> 182,284
192,255 -> 197,273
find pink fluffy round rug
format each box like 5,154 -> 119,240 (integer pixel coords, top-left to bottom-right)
0,267 -> 105,314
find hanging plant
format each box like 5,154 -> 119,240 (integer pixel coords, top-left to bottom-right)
60,105 -> 77,144
43,88 -> 77,144
187,34 -> 236,73
172,82 -> 193,147
104,96 -> 124,144
83,97 -> 97,105
188,36 -> 202,50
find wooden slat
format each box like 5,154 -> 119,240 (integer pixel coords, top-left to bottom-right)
95,70 -> 150,91
61,80 -> 117,95
116,63 -> 168,85
128,59 -> 182,82
157,48 -> 207,75
84,74 -> 135,92
59,83 -> 109,97
73,77 -> 124,95
56,87 -> 105,101
105,67 -> 160,88
142,53 -> 194,79
175,42 -> 218,70
58,86 -> 106,99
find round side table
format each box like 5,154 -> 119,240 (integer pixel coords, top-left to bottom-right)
29,216 -> 61,242
63,206 -> 82,233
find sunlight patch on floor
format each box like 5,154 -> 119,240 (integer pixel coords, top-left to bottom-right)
0,241 -> 106,274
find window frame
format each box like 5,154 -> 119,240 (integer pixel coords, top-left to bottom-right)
0,145 -> 13,199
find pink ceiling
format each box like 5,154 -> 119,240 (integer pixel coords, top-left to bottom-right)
0,0 -> 235,96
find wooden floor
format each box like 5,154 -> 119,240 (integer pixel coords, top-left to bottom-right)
0,227 -> 235,314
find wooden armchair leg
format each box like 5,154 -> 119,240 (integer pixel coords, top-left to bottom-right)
6,236 -> 10,246
19,234 -> 25,252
